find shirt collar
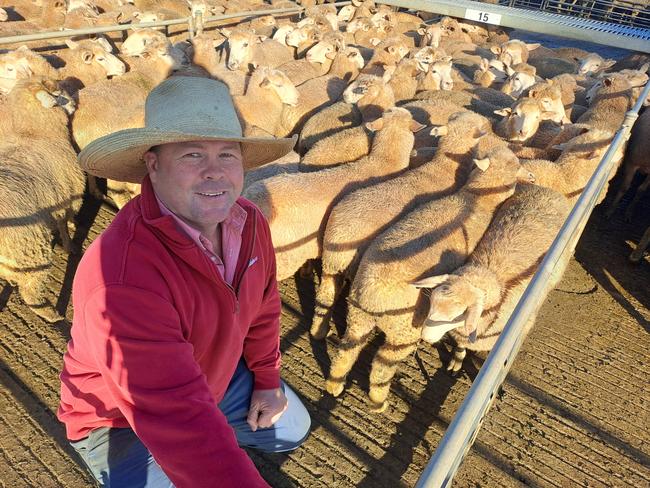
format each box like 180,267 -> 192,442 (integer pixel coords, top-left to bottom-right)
154,192 -> 247,250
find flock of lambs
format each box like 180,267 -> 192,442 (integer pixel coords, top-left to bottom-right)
1,0 -> 649,410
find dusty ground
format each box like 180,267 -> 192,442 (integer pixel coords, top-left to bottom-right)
0,168 -> 648,488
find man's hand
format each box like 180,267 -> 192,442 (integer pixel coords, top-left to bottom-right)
247,388 -> 288,432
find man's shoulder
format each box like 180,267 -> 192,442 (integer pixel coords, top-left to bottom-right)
78,197 -> 162,285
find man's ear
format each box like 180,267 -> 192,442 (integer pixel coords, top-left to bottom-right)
143,150 -> 158,174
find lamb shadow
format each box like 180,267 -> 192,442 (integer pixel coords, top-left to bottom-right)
574,178 -> 650,332
0,356 -> 94,484
354,342 -> 471,488
55,191 -> 104,322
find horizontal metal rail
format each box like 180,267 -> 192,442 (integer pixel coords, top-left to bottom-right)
0,2 -> 351,46
380,0 -> 650,51
414,70 -> 650,488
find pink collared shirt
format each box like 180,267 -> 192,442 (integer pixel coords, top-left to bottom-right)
155,194 -> 247,285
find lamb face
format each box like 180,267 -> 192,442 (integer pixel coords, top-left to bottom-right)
578,53 -> 615,76
428,57 -> 453,91
496,98 -> 547,142
502,70 -> 537,98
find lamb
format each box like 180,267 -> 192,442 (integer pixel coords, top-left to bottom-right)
577,53 -> 616,76
243,107 -> 424,281
605,108 -> 650,221
310,111 -> 493,339
276,39 -> 339,85
472,58 -> 508,88
222,28 -> 293,73
416,56 -> 454,92
233,66 -> 299,138
491,40 -> 541,66
56,38 -> 126,95
494,97 -> 559,143
525,78 -> 572,124
0,78 -> 85,323
412,183 -> 571,371
575,75 -> 646,134
298,73 -> 394,156
527,56 -> 577,79
0,46 -> 59,94
120,28 -> 169,57
500,63 -> 541,98
276,72 -> 348,137
360,36 -> 410,76
523,127 -> 623,204
188,33 -> 249,96
325,145 -> 533,410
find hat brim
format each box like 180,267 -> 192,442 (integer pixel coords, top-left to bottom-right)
78,127 -> 298,184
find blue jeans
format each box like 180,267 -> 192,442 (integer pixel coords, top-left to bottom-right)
70,361 -> 311,487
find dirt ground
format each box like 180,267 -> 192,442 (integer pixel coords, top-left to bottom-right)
1,165 -> 649,488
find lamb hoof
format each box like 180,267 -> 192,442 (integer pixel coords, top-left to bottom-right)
325,378 -> 344,397
447,358 -> 463,373
629,251 -> 644,263
310,322 -> 329,340
32,305 -> 64,323
369,399 -> 388,413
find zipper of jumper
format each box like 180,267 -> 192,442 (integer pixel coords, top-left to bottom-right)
207,211 -> 258,315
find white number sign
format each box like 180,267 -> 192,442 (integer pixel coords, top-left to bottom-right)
464,9 -> 502,25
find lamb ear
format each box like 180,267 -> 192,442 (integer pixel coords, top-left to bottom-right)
430,125 -> 448,136
474,157 -> 490,171
463,289 -> 485,343
365,117 -> 384,132
505,64 -> 514,76
480,58 -> 489,70
494,107 -> 511,117
603,58 -> 616,69
65,39 -> 79,50
410,119 -> 426,132
552,142 -> 568,151
526,42 -> 541,51
369,37 -> 381,46
490,45 -> 501,55
411,274 -> 450,288
94,36 -> 114,53
35,90 -> 56,108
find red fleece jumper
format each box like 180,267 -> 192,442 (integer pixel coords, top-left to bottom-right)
58,176 -> 280,487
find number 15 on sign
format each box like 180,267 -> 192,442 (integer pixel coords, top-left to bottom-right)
465,9 -> 502,25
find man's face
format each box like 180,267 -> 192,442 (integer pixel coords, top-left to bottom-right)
144,140 -> 244,234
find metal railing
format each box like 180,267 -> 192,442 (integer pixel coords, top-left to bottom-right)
380,0 -> 650,51
414,79 -> 650,487
0,3 -> 351,47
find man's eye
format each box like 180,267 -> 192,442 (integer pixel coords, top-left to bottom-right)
220,152 -> 238,159
184,152 -> 202,158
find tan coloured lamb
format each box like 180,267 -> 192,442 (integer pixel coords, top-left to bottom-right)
243,107 -> 424,281
310,111 -> 493,339
326,145 -> 533,411
413,184 -> 571,371
0,78 -> 85,322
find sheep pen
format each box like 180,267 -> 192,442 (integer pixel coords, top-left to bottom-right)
0,2 -> 649,487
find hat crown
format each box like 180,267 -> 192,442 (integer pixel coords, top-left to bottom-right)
144,76 -> 244,139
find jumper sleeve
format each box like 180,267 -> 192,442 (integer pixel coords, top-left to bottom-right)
242,217 -> 282,391
83,284 -> 269,488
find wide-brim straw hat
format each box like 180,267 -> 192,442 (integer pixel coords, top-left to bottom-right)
79,75 -> 297,184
